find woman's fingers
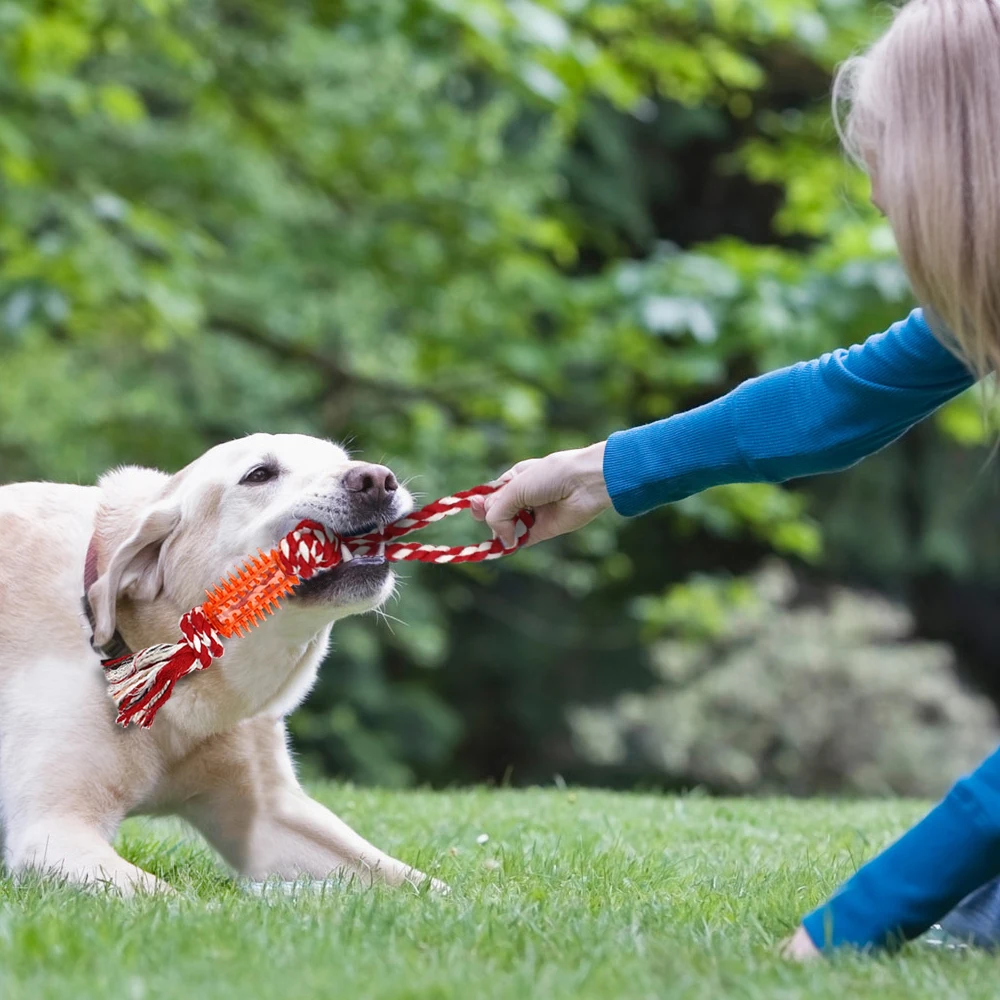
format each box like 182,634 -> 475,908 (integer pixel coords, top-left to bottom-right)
486,459 -> 537,490
471,488 -> 550,545
484,481 -> 532,549
469,495 -> 487,521
518,504 -> 564,547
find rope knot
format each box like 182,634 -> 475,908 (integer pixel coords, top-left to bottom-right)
277,520 -> 341,579
178,608 -> 225,667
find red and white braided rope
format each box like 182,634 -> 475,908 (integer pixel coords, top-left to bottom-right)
103,484 -> 530,729
347,484 -> 531,563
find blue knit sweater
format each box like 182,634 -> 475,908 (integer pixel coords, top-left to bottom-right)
603,308 -> 1000,952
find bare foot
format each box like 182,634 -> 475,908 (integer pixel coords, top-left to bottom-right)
781,925 -> 822,961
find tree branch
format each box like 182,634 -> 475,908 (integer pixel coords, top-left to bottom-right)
208,314 -> 466,417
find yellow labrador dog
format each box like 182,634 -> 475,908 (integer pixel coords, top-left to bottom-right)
0,433 -> 434,893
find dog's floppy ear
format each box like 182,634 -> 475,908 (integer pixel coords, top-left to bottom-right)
89,502 -> 181,648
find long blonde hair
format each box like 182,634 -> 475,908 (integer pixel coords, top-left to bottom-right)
834,0 -> 1000,378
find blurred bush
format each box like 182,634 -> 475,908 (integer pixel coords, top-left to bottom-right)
571,563 -> 999,797
3,0 -> 999,790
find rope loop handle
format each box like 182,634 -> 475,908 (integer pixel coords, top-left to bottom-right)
348,484 -> 532,564
104,483 -> 530,728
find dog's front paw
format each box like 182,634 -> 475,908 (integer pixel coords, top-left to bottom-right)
401,869 -> 449,895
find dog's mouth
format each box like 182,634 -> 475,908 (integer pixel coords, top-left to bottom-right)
290,523 -> 391,605
344,541 -> 387,568
276,490 -> 411,608
292,560 -> 391,605
339,520 -> 388,567
344,521 -> 383,556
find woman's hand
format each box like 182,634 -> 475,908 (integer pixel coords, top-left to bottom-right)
780,926 -> 822,961
469,442 -> 612,548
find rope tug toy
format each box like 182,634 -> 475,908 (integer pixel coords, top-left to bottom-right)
101,484 -> 531,729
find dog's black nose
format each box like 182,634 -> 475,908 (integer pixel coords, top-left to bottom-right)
343,463 -> 399,502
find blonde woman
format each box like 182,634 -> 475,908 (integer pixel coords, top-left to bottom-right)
472,0 -> 1000,957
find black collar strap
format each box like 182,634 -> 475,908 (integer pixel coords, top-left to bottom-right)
82,536 -> 134,662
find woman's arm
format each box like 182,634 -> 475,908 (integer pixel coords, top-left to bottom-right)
800,744 -> 1000,952
604,308 -> 975,516
476,309 -> 974,543
474,308 -> 974,546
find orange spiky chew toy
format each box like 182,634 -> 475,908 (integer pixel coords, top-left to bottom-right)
204,550 -> 298,640
100,485 -> 532,729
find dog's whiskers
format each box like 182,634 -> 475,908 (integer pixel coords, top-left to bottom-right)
372,606 -> 408,633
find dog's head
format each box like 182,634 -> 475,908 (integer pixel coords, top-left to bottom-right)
88,434 -> 411,648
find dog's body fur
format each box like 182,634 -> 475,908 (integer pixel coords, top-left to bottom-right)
0,434 -> 432,892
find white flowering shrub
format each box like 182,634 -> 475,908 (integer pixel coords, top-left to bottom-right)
570,562 -> 999,796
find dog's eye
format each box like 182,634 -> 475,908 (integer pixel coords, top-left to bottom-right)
240,465 -> 278,486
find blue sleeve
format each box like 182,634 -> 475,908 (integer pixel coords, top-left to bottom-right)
602,308 -> 975,517
802,745 -> 1000,952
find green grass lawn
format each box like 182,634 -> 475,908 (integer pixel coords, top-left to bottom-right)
0,786 -> 991,1000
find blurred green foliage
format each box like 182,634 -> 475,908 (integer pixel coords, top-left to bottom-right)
3,0 -> 997,789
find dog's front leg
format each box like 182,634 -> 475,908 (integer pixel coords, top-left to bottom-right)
195,788 -> 436,889
174,717 -> 442,890
5,814 -> 170,894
